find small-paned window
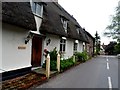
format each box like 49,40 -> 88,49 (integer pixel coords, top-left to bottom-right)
74,43 -> 78,52
60,39 -> 66,52
76,28 -> 80,34
61,18 -> 68,33
31,1 -> 43,17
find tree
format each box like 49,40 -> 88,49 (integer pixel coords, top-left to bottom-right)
95,31 -> 101,55
114,42 -> 120,54
104,1 -> 120,42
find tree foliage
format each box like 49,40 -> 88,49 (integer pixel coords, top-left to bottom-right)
114,42 -> 120,54
95,31 -> 101,54
104,2 -> 120,42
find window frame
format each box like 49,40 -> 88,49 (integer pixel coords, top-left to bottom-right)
31,2 -> 43,18
61,18 -> 68,33
73,42 -> 78,52
60,38 -> 66,53
76,28 -> 80,34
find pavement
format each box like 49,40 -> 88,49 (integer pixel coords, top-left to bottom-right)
36,55 -> 118,88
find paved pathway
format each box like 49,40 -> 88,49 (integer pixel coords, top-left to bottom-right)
36,55 -> 118,88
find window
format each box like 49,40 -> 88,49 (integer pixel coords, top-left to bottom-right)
60,38 -> 66,52
74,40 -> 78,52
31,1 -> 43,17
83,42 -> 85,51
74,43 -> 78,52
61,18 -> 68,33
76,28 -> 80,34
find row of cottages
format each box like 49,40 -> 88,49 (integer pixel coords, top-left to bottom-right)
1,1 -> 94,80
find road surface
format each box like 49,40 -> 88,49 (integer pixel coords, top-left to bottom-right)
36,55 -> 118,88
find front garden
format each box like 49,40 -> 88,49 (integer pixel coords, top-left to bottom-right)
1,48 -> 92,90
42,48 -> 91,72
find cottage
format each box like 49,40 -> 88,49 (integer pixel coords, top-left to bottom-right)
1,1 -> 92,80
84,29 -> 95,57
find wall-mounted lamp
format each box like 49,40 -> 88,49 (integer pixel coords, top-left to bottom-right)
83,42 -> 85,45
46,38 -> 51,46
75,40 -> 78,43
25,31 -> 34,44
62,37 -> 66,40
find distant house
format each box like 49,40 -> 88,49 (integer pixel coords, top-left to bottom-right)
1,1 -> 93,80
84,30 -> 95,57
104,42 -> 117,55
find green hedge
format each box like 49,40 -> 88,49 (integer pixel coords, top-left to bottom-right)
60,57 -> 75,71
42,56 -> 75,71
75,51 -> 88,62
42,60 -> 57,71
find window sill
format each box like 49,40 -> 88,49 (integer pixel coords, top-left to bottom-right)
33,13 -> 43,19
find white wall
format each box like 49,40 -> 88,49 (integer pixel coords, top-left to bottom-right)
0,21 -> 2,73
42,34 -> 60,64
2,23 -> 32,72
78,41 -> 83,52
42,34 -> 84,63
66,38 -> 74,59
43,35 -> 74,60
44,34 -> 60,52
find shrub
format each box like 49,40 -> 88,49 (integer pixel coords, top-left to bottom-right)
74,52 -> 83,61
60,57 -> 75,71
49,47 -> 57,61
42,47 -> 58,71
115,43 -> 120,54
75,51 -> 88,62
42,60 -> 57,71
42,47 -> 76,71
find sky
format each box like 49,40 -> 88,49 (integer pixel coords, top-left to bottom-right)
58,0 -> 119,45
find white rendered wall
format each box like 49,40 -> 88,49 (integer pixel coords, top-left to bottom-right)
43,34 -> 74,60
42,34 -> 60,63
42,34 -> 83,62
78,41 -> 83,52
0,21 -> 2,73
65,38 -> 74,59
2,23 -> 32,72
44,34 -> 60,52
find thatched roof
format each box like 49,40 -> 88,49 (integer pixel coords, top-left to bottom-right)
41,2 -> 88,42
2,2 -> 89,42
2,2 -> 36,30
83,29 -> 95,43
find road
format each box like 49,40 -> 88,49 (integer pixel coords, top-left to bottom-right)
36,55 -> 118,88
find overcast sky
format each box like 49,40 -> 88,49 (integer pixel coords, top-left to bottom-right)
58,0 -> 119,45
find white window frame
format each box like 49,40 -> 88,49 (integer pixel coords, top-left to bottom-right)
76,28 -> 80,34
61,18 -> 68,33
60,38 -> 66,53
83,42 -> 85,51
30,1 -> 43,18
74,41 -> 78,53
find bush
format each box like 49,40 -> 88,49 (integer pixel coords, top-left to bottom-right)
49,47 -> 57,61
42,60 -> 57,71
75,51 -> 88,62
60,57 -> 75,71
74,52 -> 83,61
42,47 -> 58,71
42,47 -> 76,71
115,43 -> 120,54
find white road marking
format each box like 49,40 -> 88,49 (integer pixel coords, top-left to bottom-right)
108,76 -> 112,89
107,62 -> 109,70
107,58 -> 108,62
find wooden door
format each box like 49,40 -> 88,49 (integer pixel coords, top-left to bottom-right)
31,36 -> 42,67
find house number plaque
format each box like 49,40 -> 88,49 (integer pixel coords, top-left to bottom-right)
18,45 -> 26,49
